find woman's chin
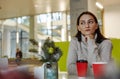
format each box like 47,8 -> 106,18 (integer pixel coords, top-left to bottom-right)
84,33 -> 91,36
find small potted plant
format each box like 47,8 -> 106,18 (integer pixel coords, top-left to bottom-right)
41,37 -> 62,79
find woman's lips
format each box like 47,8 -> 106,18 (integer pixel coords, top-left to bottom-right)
85,29 -> 91,31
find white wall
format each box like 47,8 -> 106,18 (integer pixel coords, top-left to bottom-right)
104,4 -> 120,38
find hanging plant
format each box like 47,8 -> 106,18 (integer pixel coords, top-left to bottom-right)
29,48 -> 38,53
29,39 -> 38,46
29,39 -> 38,53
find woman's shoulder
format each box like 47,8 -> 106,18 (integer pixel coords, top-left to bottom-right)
102,39 -> 112,45
71,37 -> 78,42
70,37 -> 79,44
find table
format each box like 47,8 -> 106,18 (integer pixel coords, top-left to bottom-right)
68,75 -> 93,79
34,66 -> 94,79
59,72 -> 93,79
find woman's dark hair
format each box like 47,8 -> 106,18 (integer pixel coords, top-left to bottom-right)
75,11 -> 106,43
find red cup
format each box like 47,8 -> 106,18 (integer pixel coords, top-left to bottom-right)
92,62 -> 107,78
76,60 -> 88,77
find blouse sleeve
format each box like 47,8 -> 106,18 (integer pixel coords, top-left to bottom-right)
99,40 -> 113,62
87,39 -> 113,64
67,38 -> 78,75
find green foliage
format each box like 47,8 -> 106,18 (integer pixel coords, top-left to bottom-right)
29,39 -> 38,46
41,37 -> 63,62
29,39 -> 38,53
2,55 -> 8,58
29,48 -> 38,53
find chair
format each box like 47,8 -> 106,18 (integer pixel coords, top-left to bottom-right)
0,58 -> 8,70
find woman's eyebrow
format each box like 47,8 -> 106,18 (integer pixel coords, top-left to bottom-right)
79,20 -> 85,22
80,19 -> 94,22
88,19 -> 94,21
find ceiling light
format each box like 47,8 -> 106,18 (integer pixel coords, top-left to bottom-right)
96,2 -> 103,9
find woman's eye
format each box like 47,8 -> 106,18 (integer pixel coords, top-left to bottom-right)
88,21 -> 94,24
80,22 -> 85,25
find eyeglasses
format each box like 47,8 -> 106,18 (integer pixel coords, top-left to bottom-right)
79,20 -> 95,27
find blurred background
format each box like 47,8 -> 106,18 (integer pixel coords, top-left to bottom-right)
0,0 -> 120,73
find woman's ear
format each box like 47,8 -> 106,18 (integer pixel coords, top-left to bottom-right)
95,23 -> 99,29
77,25 -> 80,31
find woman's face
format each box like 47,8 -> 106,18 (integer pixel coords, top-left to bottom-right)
77,14 -> 98,36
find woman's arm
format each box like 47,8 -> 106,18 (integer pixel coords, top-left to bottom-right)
87,38 -> 99,65
87,38 -> 113,64
99,40 -> 113,62
67,38 -> 78,75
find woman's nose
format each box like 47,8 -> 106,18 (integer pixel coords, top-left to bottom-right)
84,23 -> 89,28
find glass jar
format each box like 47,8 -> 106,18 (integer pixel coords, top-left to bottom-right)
44,62 -> 58,79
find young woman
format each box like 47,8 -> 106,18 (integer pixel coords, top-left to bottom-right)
67,11 -> 113,75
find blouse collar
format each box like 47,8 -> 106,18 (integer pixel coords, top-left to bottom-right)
81,34 -> 97,43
